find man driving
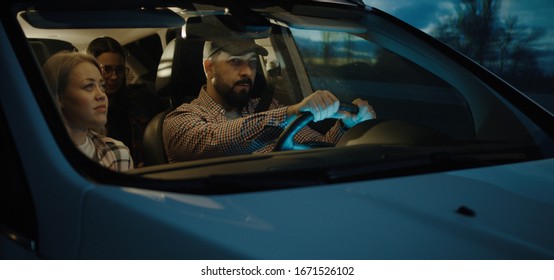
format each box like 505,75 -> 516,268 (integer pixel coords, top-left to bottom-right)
163,37 -> 376,162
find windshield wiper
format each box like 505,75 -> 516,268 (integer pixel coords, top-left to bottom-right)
430,150 -> 527,164
200,149 -> 529,192
326,148 -> 532,182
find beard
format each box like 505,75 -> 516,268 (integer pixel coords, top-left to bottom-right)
214,76 -> 253,109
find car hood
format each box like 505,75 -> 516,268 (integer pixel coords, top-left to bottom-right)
80,158 -> 554,259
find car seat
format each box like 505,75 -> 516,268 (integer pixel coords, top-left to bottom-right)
142,35 -> 205,166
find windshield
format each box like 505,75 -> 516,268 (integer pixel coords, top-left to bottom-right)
368,0 -> 554,115
14,4 -> 554,190
291,29 -> 474,140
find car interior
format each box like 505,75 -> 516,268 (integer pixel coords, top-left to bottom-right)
13,3 -> 554,185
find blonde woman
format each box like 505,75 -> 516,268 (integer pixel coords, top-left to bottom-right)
43,51 -> 133,171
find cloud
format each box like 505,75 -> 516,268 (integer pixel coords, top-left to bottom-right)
364,0 -> 554,74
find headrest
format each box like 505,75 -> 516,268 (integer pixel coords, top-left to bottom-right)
30,40 -> 50,66
155,36 -> 206,108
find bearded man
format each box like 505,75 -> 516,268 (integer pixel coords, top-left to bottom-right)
163,38 -> 375,162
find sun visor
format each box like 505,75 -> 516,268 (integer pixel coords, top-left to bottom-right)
182,14 -> 271,41
20,9 -> 186,29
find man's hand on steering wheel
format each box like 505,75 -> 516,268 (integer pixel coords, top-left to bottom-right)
334,98 -> 377,129
275,90 -> 377,151
286,90 -> 376,127
286,90 -> 341,122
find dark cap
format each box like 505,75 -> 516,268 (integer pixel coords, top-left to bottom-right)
203,39 -> 268,59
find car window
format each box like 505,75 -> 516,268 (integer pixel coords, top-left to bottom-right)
366,0 -> 554,114
291,29 -> 475,140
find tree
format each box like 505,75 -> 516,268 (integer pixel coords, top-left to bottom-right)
432,0 -> 546,80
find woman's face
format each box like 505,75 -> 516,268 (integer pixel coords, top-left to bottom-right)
60,62 -> 108,131
96,52 -> 126,95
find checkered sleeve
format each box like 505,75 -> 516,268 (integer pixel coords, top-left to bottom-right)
164,101 -> 289,162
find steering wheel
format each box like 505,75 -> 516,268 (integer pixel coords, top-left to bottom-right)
273,102 -> 359,151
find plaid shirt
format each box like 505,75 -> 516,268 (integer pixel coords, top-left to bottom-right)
163,87 -> 345,162
89,130 -> 134,171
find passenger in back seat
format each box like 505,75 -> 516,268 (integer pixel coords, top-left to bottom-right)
86,36 -> 166,167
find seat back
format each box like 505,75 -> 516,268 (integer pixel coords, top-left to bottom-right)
141,108 -> 170,166
156,36 -> 206,108
142,34 -> 207,166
